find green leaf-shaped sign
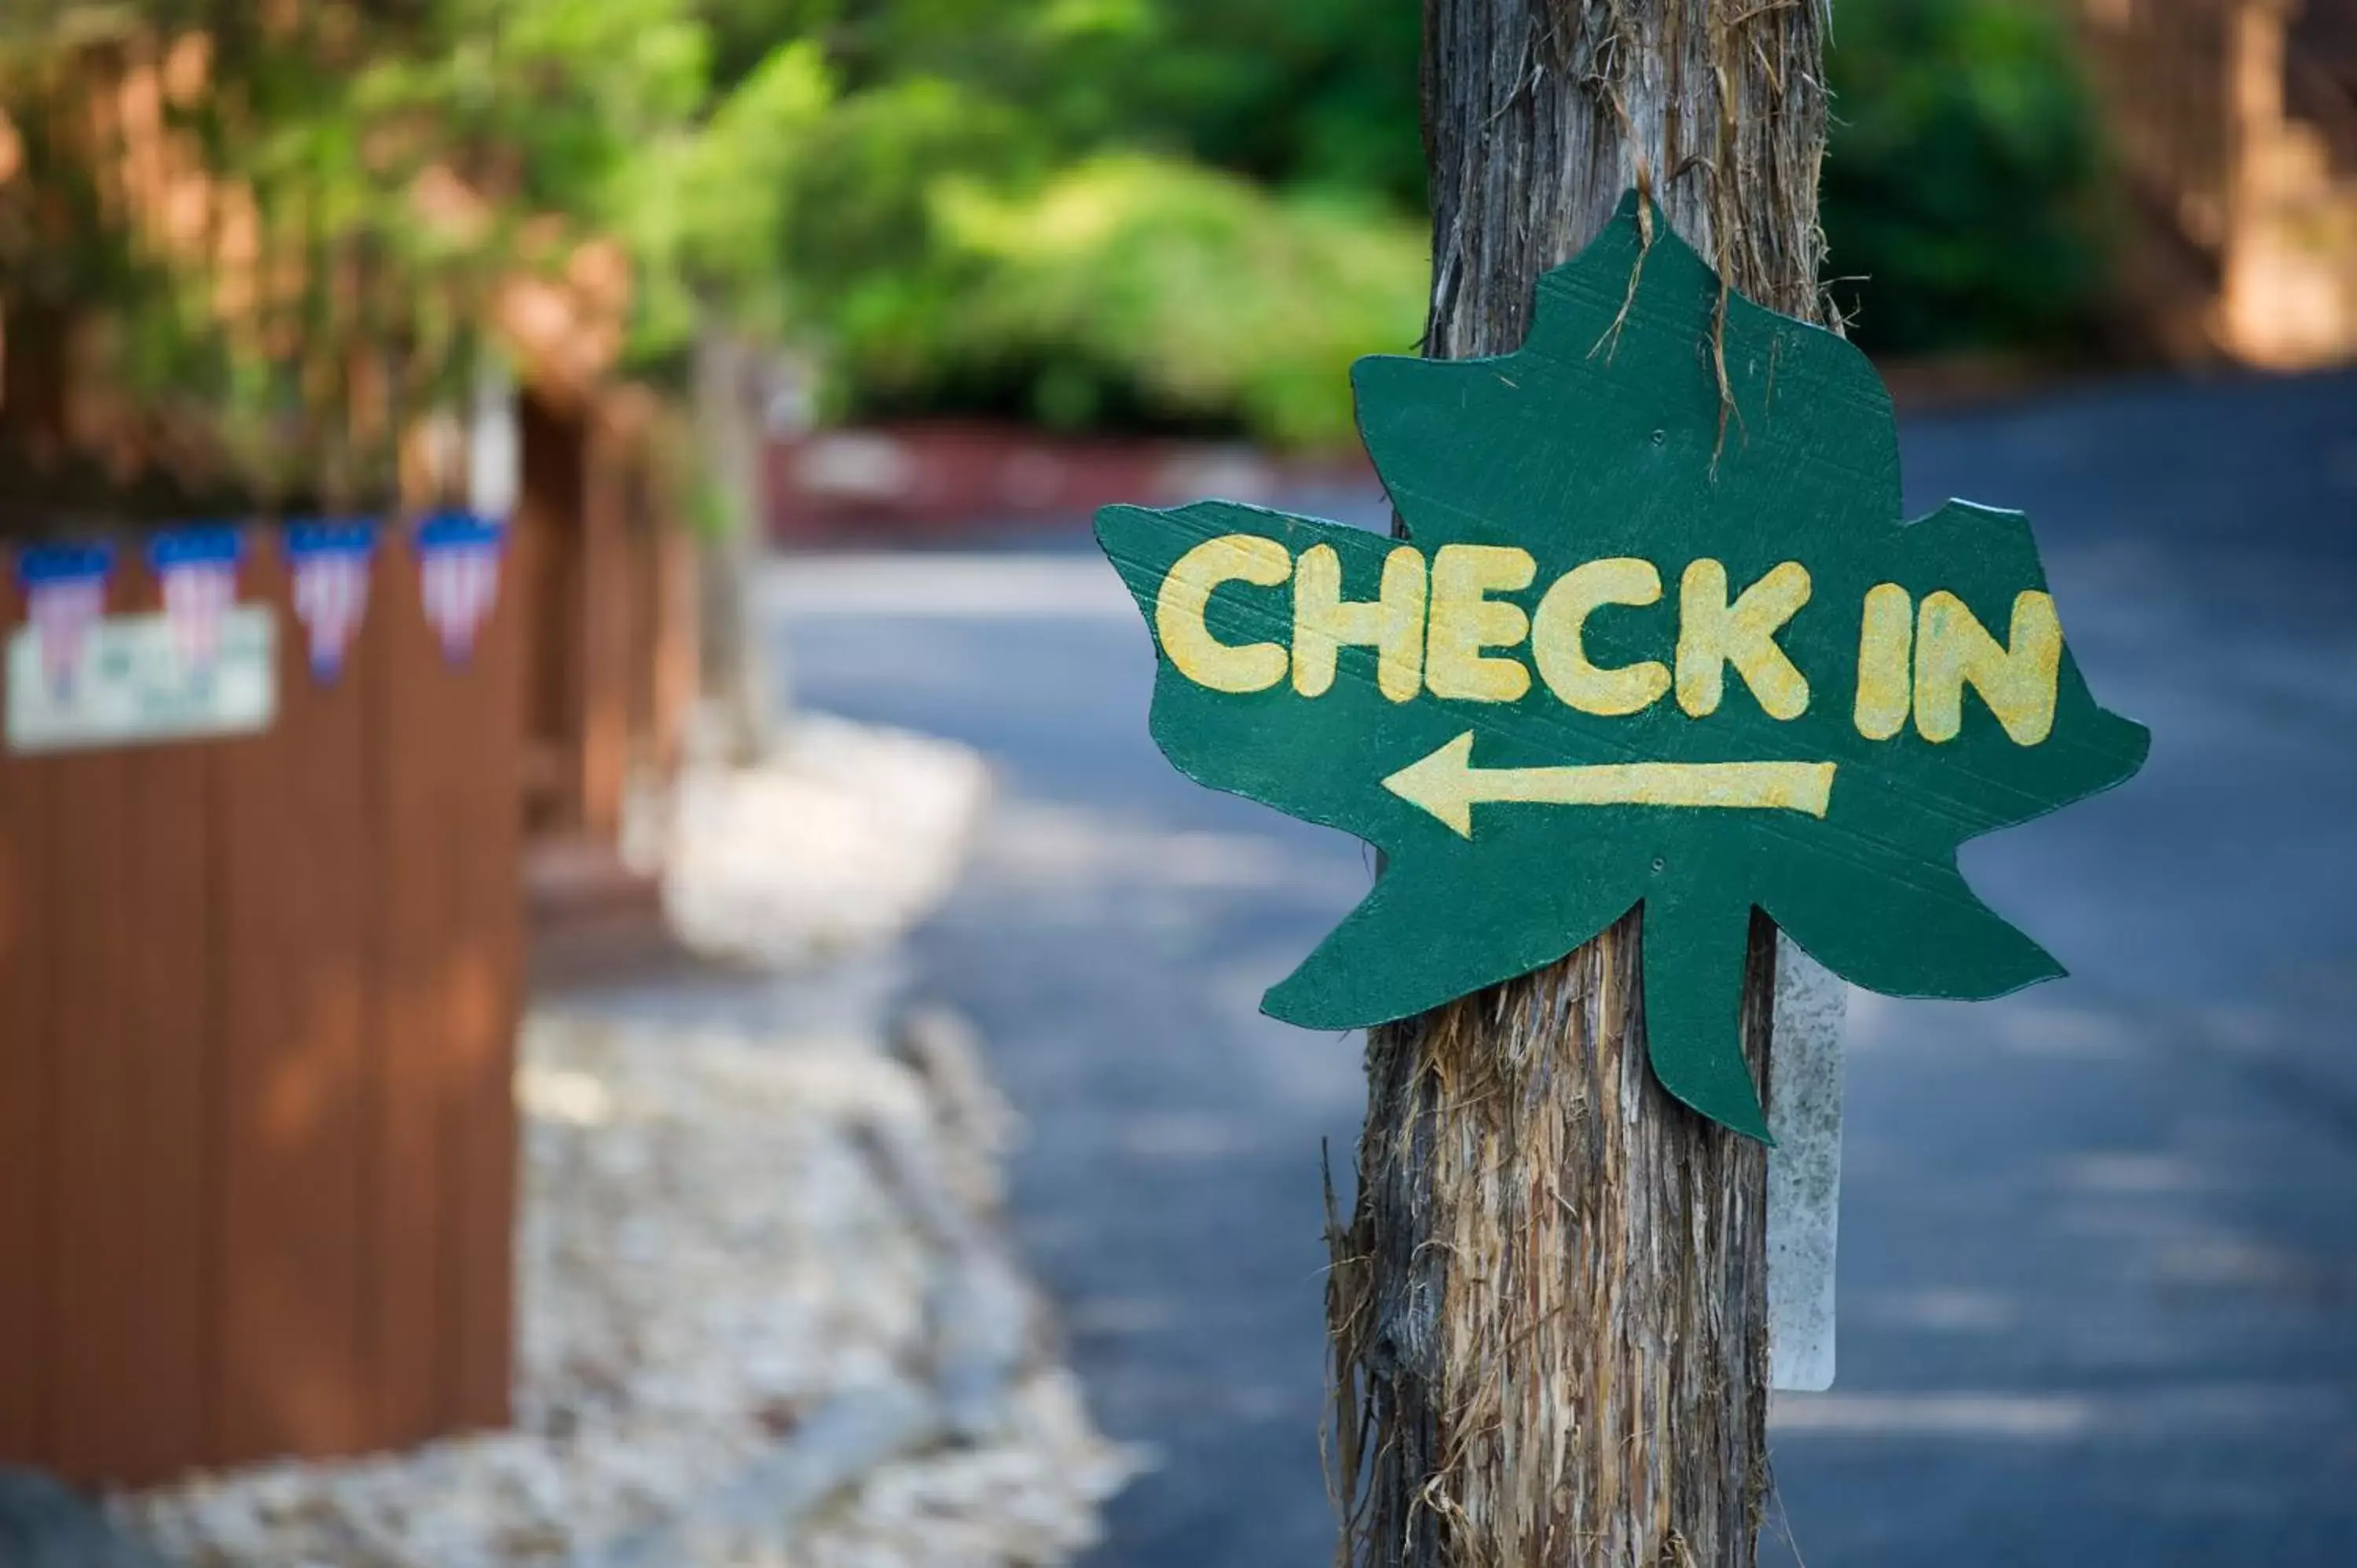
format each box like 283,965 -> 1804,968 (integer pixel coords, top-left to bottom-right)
1095,193 -> 2149,1141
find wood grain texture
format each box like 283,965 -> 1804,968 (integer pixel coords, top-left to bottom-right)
0,522 -> 522,1484
371,524 -> 459,1448
577,409 -> 631,842
518,394 -> 586,837
119,555 -> 213,1479
215,544 -> 372,1465
1326,3 -> 1830,1563
447,511 -> 524,1433
46,732 -> 135,1478
0,571 -> 49,1460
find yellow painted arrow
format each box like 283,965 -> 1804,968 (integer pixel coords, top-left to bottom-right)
1382,732 -> 1838,837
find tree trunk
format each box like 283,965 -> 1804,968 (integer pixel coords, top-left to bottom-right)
692,326 -> 780,765
1325,5 -> 1831,1566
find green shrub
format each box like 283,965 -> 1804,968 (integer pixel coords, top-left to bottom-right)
715,0 -> 2119,443
925,155 -> 1428,447
737,2 -> 1431,449
1823,0 -> 2116,356
787,141 -> 1428,449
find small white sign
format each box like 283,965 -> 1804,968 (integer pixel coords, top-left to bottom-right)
7,606 -> 277,753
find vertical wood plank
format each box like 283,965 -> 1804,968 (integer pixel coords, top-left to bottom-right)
516,394 -> 585,837
115,553 -> 211,1482
370,521 -> 457,1448
45,635 -> 137,1482
577,412 -> 630,841
446,511 -> 523,1432
0,563 -> 51,1464
214,541 -> 372,1464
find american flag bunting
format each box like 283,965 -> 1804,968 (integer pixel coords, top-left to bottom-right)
285,522 -> 377,682
415,513 -> 506,662
149,526 -> 244,681
17,543 -> 115,699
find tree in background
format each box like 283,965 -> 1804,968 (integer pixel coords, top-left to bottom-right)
1821,0 -> 2114,357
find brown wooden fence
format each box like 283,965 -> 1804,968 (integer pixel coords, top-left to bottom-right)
520,388 -> 696,847
0,522 -> 522,1487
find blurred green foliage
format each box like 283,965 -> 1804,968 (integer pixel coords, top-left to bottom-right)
4,0 -> 2117,468
1822,0 -> 2115,357
733,0 -> 2114,439
679,0 -> 1431,447
924,159 -> 1424,445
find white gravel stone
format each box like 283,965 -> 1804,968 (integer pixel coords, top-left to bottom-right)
662,715 -> 993,968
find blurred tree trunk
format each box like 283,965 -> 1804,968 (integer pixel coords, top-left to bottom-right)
0,297 -> 73,466
1324,4 -> 1831,1566
693,325 -> 780,765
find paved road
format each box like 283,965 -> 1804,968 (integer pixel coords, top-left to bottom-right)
772,368 -> 2357,1568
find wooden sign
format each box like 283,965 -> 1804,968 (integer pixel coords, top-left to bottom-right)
1097,192 -> 2149,1141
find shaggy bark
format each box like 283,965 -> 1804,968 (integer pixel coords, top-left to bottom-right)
1325,4 -> 1831,1566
